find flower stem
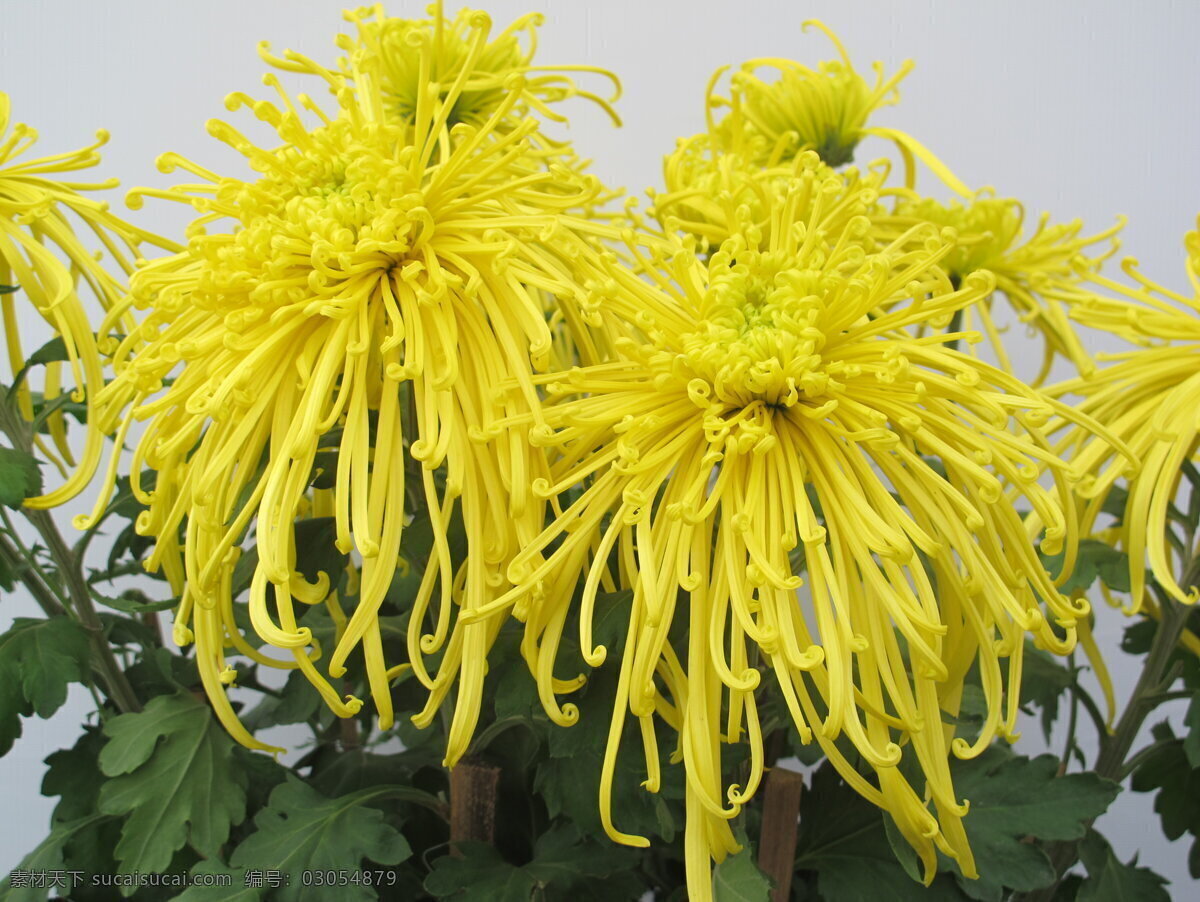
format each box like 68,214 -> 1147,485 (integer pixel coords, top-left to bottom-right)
1024,556 -> 1198,900
24,506 -> 142,714
0,391 -> 141,714
0,530 -> 68,619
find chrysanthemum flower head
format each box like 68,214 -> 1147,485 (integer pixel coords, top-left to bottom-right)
469,170 -> 1107,898
884,193 -> 1123,383
337,3 -> 621,135
0,91 -> 172,504
89,21 -> 619,760
711,21 -> 968,195
1053,216 -> 1200,608
652,136 -> 839,250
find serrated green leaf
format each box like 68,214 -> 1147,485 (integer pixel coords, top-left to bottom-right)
795,763 -> 967,901
175,861 -> 266,902
42,725 -> 106,822
0,446 -> 42,507
525,822 -> 638,889
98,692 -> 248,880
1040,539 -> 1129,595
241,668 -> 323,731
0,617 -> 91,718
0,616 -> 91,755
1019,641 -> 1073,742
424,844 -> 535,902
952,749 -> 1119,894
0,814 -> 114,902
228,777 -> 410,902
1185,693 -> 1200,769
0,674 -> 31,755
534,679 -> 673,844
1076,830 -> 1169,901
1130,733 -> 1200,842
712,846 -> 770,902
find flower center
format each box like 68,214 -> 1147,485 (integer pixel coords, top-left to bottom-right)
675,251 -> 839,409
196,121 -> 433,314
899,197 -> 1021,282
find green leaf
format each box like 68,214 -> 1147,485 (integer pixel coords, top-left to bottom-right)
712,846 -> 770,902
42,725 -> 107,822
0,446 -> 42,507
0,616 -> 91,755
1185,693 -> 1200,769
525,822 -> 640,892
7,337 -> 71,398
425,844 -> 535,902
228,777 -> 411,902
1039,539 -> 1129,595
795,763 -> 967,901
175,861 -> 266,902
242,668 -> 323,730
292,516 -> 347,586
1019,641 -> 1073,742
93,587 -> 177,614
0,814 -> 115,902
1129,728 -> 1200,842
98,692 -> 248,880
26,337 -> 70,369
1076,830 -> 1170,901
0,617 -> 90,718
534,683 -> 672,841
1101,484 -> 1129,523
952,748 -> 1119,894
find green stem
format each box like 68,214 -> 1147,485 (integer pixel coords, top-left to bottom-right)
0,391 -> 141,714
1024,556 -> 1197,901
0,531 -> 69,619
946,308 -> 964,352
1059,654 -> 1081,773
25,506 -> 142,714
1,506 -> 65,604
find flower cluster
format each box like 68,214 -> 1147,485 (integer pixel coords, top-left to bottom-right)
1052,219 -> 1200,608
0,92 -> 173,503
480,165 -> 1108,890
87,6 -> 621,760
7,7 -> 1189,902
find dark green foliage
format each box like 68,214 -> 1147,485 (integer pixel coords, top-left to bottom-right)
1076,830 -> 1170,901
0,616 -> 91,755
97,693 -> 250,880
0,446 -> 42,508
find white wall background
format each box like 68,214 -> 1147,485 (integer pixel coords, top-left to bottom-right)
1,0 -> 1198,892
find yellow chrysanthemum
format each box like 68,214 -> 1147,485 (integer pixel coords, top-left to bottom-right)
652,132 -> 838,250
88,17 -> 619,761
467,171 -> 1112,898
712,21 -> 968,195
881,194 -> 1123,384
336,3 -> 621,135
1052,219 -> 1200,608
0,91 -> 173,501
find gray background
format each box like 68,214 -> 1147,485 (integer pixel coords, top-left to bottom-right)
1,0 -> 1198,892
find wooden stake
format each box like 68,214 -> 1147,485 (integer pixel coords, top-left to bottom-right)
449,756 -> 501,852
757,766 -> 804,902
